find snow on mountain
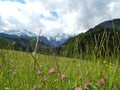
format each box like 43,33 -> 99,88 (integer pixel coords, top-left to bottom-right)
0,29 -> 36,37
45,32 -> 71,41
5,29 -> 36,37
41,32 -> 72,47
0,29 -> 72,47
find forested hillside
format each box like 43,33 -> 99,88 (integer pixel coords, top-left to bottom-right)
58,19 -> 120,59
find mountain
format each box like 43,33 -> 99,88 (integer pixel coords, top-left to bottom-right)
0,29 -> 36,40
5,29 -> 36,37
0,29 -> 71,47
0,29 -> 71,52
95,19 -> 120,29
43,33 -> 72,47
58,19 -> 120,58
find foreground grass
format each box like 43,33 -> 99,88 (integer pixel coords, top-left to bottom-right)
0,49 -> 120,90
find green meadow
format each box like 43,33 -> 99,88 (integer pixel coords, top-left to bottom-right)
0,49 -> 120,90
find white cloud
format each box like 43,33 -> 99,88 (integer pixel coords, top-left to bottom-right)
0,0 -> 120,36
107,0 -> 120,18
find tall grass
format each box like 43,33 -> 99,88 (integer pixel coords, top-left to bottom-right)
0,50 -> 120,90
0,27 -> 120,90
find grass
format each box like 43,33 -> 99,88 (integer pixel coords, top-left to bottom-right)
0,49 -> 120,90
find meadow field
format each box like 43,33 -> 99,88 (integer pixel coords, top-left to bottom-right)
0,49 -> 120,90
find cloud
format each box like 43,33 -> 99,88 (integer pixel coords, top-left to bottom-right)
0,15 -> 4,26
0,15 -> 5,30
107,0 -> 120,18
0,0 -> 120,36
68,0 -> 111,31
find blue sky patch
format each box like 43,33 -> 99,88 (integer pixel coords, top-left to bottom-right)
50,11 -> 59,18
15,0 -> 26,4
1,0 -> 26,4
40,14 -> 58,21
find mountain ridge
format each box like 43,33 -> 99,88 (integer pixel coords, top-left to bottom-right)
0,29 -> 72,47
58,19 -> 120,58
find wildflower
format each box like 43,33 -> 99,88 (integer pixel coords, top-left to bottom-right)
49,68 -> 55,74
38,70 -> 42,75
61,75 -> 66,80
75,87 -> 83,90
103,76 -> 108,81
98,79 -> 105,85
85,82 -> 90,88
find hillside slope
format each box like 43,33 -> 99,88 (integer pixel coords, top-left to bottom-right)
58,19 -> 120,58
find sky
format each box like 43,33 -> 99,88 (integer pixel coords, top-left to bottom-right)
0,0 -> 120,36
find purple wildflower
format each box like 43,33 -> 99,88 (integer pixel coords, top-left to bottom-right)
103,76 -> 108,81
61,75 -> 66,80
75,87 -> 83,90
49,68 -> 55,74
85,82 -> 90,88
99,79 -> 105,85
38,70 -> 42,75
